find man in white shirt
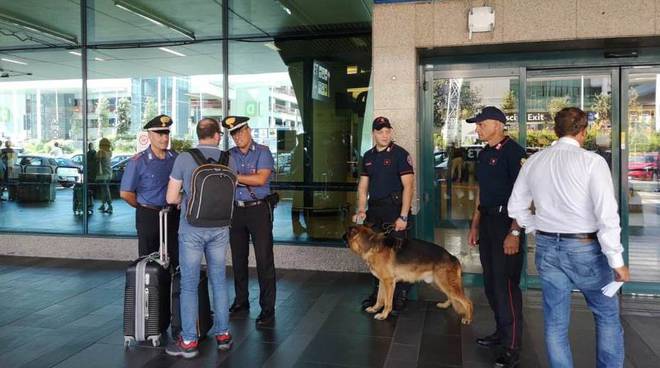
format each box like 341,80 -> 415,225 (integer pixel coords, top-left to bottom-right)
508,107 -> 629,368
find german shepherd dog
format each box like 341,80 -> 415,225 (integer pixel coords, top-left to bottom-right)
344,225 -> 473,324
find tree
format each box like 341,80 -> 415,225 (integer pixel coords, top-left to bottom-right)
142,96 -> 158,126
432,79 -> 482,129
95,96 -> 110,132
547,96 -> 570,127
116,97 -> 132,135
501,90 -> 516,113
591,92 -> 611,129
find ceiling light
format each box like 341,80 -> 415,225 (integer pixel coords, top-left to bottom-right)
158,47 -> 186,57
69,51 -> 82,56
94,57 -> 105,62
263,42 -> 280,52
1,58 -> 27,65
114,0 -> 195,40
0,13 -> 77,45
275,1 -> 292,15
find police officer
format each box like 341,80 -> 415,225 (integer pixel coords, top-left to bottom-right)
120,114 -> 180,267
466,106 -> 525,368
222,116 -> 277,327
353,116 -> 414,312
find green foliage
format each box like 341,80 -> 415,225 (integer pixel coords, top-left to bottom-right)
142,96 -> 158,126
95,96 -> 111,130
112,136 -> 135,154
526,129 -> 556,148
501,90 -> 516,112
547,96 -> 570,123
591,92 -> 611,128
171,138 -> 193,153
116,97 -> 132,135
432,79 -> 482,129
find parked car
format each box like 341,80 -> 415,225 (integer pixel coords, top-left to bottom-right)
111,154 -> 132,166
17,155 -> 82,187
108,157 -> 131,198
70,153 -> 82,165
628,153 -> 659,181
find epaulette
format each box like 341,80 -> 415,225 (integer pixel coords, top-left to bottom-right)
130,151 -> 145,161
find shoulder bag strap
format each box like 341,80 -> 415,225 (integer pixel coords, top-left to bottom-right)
188,148 -> 209,166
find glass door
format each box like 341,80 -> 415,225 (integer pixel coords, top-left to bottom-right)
419,68 -> 522,275
622,68 -> 660,293
524,69 -> 618,285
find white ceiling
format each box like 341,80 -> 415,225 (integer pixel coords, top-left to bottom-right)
0,0 -> 371,81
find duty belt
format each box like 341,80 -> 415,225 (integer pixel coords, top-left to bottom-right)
536,231 -> 597,240
368,192 -> 402,207
139,204 -> 166,211
478,205 -> 507,216
235,199 -> 264,208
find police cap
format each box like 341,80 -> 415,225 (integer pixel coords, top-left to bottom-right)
466,106 -> 506,124
144,114 -> 173,132
222,116 -> 250,132
372,116 -> 392,130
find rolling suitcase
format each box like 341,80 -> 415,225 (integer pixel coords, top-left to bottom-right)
73,183 -> 93,215
170,267 -> 213,341
123,208 -> 172,347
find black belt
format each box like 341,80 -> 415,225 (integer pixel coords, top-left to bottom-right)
368,192 -> 402,207
537,231 -> 597,240
139,204 -> 166,211
235,199 -> 264,208
478,205 -> 507,216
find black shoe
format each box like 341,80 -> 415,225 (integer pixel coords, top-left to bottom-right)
256,310 -> 275,327
361,290 -> 378,311
494,349 -> 519,368
392,290 -> 408,314
476,333 -> 501,348
229,301 -> 249,314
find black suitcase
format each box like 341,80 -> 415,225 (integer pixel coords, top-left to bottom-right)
73,183 -> 93,215
123,208 -> 172,347
170,267 -> 213,341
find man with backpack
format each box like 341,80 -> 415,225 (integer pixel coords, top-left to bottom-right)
165,118 -> 235,358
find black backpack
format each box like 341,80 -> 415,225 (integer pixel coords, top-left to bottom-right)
185,148 -> 237,227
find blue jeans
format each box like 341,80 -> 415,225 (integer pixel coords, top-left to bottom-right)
535,234 -> 624,368
179,227 -> 230,342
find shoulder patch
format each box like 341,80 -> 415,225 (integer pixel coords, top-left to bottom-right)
407,155 -> 413,166
130,152 -> 144,161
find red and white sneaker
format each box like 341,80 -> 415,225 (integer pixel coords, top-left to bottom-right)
216,331 -> 233,351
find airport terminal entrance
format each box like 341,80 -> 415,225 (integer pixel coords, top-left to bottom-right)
419,56 -> 660,294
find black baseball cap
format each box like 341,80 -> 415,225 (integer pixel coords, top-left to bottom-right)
372,116 -> 392,130
466,106 -> 506,124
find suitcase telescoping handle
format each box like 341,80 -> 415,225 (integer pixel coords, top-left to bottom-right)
158,207 -> 170,267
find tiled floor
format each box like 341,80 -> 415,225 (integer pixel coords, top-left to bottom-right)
1,255 -> 660,367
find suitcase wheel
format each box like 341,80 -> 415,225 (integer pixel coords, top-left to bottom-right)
148,335 -> 161,347
124,336 -> 135,349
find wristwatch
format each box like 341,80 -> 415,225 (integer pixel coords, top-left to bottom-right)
398,215 -> 408,222
510,229 -> 521,237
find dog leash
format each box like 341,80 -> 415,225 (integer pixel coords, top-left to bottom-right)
381,223 -> 413,236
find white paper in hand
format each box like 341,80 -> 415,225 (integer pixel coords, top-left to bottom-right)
601,281 -> 624,297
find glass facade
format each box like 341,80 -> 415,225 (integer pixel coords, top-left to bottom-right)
0,1 -> 371,244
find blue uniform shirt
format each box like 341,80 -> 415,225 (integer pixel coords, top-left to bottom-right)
360,142 -> 414,201
229,142 -> 274,201
475,136 -> 526,208
120,146 -> 177,207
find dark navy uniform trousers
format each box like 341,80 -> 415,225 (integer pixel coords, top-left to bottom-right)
478,208 -> 523,351
136,206 -> 180,268
366,196 -> 412,296
230,201 -> 276,313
